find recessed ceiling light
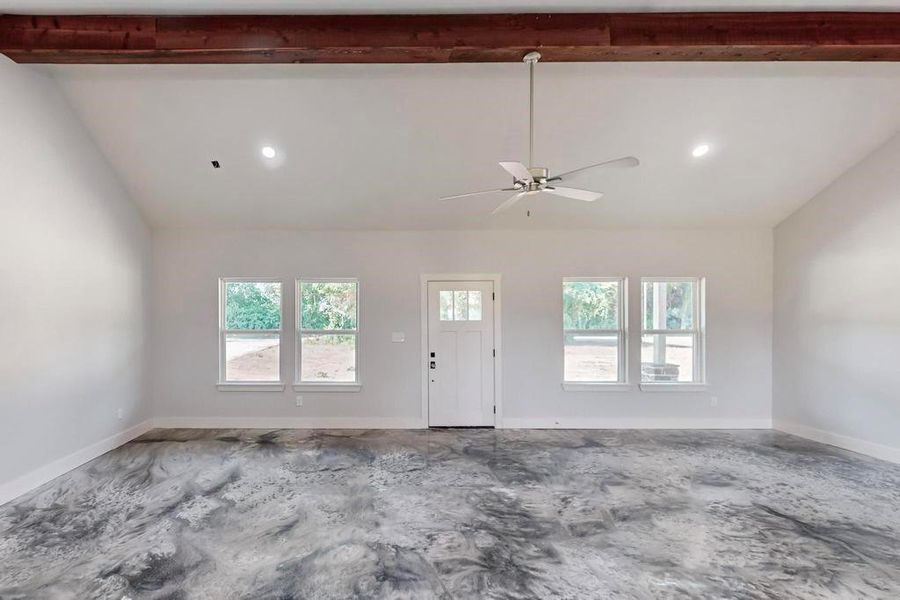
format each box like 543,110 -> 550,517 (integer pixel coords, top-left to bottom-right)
261,146 -> 276,159
692,144 -> 710,158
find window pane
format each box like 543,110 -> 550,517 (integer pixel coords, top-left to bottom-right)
225,333 -> 280,381
224,281 -> 281,330
301,334 -> 357,382
643,281 -> 694,330
440,291 -> 453,321
564,333 -> 619,382
453,291 -> 468,320
641,334 -> 695,382
563,281 -> 619,330
468,291 -> 482,320
301,281 -> 357,330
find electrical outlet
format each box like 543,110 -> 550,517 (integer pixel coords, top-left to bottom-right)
710,396 -> 718,407
117,408 -> 124,420
295,395 -> 303,407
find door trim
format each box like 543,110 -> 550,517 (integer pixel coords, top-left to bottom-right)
420,274 -> 502,429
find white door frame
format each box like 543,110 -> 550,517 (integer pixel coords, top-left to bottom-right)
420,274 -> 502,428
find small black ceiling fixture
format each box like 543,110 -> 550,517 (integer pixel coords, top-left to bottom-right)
211,160 -> 221,169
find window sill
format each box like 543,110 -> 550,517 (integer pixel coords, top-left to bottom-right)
562,383 -> 632,392
293,383 -> 362,393
639,383 -> 708,393
216,382 -> 285,392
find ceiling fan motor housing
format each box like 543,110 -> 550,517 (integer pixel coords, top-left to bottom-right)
529,166 -> 548,180
523,167 -> 549,192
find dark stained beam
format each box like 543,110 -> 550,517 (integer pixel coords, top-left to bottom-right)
2,12 -> 900,64
607,12 -> 900,61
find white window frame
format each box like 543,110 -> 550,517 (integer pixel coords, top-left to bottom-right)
639,277 -> 706,391
562,277 -> 629,391
294,278 -> 361,392
217,277 -> 285,392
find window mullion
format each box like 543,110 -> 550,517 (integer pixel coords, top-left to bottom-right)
300,329 -> 358,335
692,330 -> 700,382
641,328 -> 699,335
224,329 -> 282,334
565,329 -> 621,336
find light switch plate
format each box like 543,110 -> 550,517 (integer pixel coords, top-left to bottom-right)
391,332 -> 405,343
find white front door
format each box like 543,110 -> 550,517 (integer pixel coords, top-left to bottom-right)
427,281 -> 495,427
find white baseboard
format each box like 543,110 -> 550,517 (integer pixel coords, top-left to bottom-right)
774,421 -> 900,464
0,415 -> 779,507
0,419 -> 155,507
151,416 -> 426,430
158,417 -> 772,431
501,417 -> 773,430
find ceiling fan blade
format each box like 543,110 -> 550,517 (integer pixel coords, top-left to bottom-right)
499,161 -> 533,183
549,156 -> 639,182
441,188 -> 519,201
544,186 -> 603,202
492,192 -> 527,215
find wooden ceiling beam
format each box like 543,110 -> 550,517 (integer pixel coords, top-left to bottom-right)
2,12 -> 900,64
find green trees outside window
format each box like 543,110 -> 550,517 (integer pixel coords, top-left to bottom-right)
563,280 -> 619,330
224,282 -> 282,330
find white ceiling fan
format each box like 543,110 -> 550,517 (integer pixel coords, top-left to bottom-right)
442,51 -> 639,214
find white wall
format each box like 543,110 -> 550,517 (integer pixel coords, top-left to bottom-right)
152,228 -> 772,428
0,57 -> 152,500
774,132 -> 900,462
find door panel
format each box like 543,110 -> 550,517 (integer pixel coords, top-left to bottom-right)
427,280 -> 494,427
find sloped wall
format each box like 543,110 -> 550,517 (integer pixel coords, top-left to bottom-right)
774,132 -> 900,463
0,58 -> 153,502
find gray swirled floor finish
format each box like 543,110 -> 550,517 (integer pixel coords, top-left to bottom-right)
2,429 -> 899,599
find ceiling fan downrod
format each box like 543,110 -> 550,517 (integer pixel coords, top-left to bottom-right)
523,51 -> 541,170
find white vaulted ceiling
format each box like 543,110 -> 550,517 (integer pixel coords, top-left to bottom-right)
45,61 -> 900,230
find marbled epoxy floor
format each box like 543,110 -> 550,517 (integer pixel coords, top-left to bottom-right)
1,429 -> 899,599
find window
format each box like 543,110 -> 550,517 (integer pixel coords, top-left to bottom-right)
219,279 -> 282,385
440,290 -> 483,321
563,278 -> 626,384
297,279 -> 359,386
641,278 -> 704,384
